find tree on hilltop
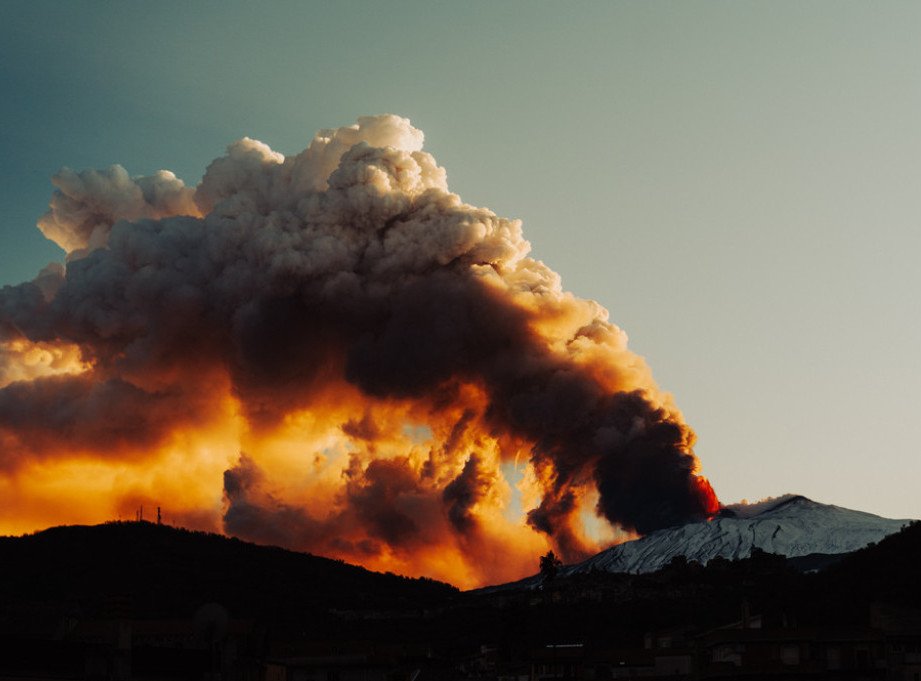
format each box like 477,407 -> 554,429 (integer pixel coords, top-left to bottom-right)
540,550 -> 563,581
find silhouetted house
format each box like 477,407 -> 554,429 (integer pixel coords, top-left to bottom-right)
519,637 -> 697,681
464,644 -> 499,678
693,601 -> 921,678
698,626 -> 890,677
871,602 -> 921,681
528,644 -> 584,681
584,646 -> 694,680
65,617 -> 255,681
265,641 -> 433,681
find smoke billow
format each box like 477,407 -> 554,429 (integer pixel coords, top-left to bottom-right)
0,115 -> 717,587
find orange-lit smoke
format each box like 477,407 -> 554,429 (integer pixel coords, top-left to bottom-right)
0,116 -> 718,588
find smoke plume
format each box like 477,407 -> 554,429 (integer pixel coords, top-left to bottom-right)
0,115 -> 717,587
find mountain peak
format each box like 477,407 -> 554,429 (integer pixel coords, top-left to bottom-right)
720,493 -> 814,519
559,495 -> 913,579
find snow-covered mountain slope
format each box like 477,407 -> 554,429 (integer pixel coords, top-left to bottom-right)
562,494 -> 913,577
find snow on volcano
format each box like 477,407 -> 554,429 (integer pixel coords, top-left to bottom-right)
561,494 -> 914,577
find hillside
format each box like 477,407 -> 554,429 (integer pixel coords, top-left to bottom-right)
0,521 -> 457,638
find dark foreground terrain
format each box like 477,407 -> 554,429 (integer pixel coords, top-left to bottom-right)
2,519 -> 921,680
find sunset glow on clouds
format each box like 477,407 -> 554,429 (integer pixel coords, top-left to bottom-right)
0,116 -> 717,588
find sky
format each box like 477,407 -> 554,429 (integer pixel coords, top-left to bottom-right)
1,2 -> 920,564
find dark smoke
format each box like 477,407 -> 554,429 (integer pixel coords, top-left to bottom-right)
0,115 -> 717,577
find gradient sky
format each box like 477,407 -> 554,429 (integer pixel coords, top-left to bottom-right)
2,1 -> 920,522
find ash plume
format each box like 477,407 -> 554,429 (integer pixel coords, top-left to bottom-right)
0,115 -> 717,587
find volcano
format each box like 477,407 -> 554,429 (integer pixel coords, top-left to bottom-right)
558,495 -> 913,577
480,495 -> 914,590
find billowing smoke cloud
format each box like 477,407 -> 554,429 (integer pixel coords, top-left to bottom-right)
0,115 -> 717,587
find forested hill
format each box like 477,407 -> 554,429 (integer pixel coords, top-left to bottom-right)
0,521 -> 457,631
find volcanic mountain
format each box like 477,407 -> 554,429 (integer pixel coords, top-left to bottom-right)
559,494 -> 913,578
477,495 -> 913,591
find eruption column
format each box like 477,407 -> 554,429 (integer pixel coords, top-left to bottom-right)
0,115 -> 718,588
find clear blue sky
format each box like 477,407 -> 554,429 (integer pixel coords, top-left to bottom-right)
2,1 -> 920,519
